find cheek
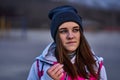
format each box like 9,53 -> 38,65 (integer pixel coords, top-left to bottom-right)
78,35 -> 80,41
59,35 -> 66,44
76,32 -> 80,38
59,33 -> 65,39
77,34 -> 81,44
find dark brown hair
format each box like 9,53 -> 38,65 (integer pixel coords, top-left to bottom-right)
55,29 -> 98,79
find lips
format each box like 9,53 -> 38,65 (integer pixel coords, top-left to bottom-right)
66,41 -> 76,44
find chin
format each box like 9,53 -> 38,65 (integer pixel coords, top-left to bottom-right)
67,48 -> 77,53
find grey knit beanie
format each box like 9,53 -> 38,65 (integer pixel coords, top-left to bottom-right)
48,5 -> 83,41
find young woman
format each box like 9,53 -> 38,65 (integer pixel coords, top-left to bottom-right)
27,5 -> 107,80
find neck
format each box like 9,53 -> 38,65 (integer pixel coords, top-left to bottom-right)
67,52 -> 76,59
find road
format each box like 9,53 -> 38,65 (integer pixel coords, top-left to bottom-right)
0,30 -> 120,80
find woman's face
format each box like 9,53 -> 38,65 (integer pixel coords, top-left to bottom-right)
58,22 -> 80,53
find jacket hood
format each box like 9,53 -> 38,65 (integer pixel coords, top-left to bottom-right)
36,42 -> 103,65
36,42 -> 57,65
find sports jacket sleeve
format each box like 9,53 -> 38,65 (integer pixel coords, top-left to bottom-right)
27,62 -> 39,80
100,65 -> 107,80
27,61 -> 53,80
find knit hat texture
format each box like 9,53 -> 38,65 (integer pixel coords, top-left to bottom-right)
48,5 -> 83,41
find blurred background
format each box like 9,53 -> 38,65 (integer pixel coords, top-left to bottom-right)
0,0 -> 120,80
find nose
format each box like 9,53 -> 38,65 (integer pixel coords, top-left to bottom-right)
67,31 -> 74,39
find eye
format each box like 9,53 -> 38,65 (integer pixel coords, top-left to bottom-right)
73,28 -> 80,33
59,29 -> 68,34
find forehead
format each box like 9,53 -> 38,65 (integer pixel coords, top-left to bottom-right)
59,21 -> 79,29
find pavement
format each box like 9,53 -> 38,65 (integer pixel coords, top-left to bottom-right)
0,29 -> 120,80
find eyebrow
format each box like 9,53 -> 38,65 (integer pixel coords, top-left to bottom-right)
59,26 -> 79,30
59,28 -> 67,30
73,26 -> 80,28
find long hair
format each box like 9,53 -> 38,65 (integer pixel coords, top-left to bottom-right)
55,29 -> 98,79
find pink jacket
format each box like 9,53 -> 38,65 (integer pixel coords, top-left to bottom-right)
60,61 -> 103,80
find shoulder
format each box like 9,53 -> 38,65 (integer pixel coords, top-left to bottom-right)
35,59 -> 54,80
94,55 -> 104,63
27,59 -> 53,80
91,49 -> 104,63
93,55 -> 104,71
94,56 -> 107,80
